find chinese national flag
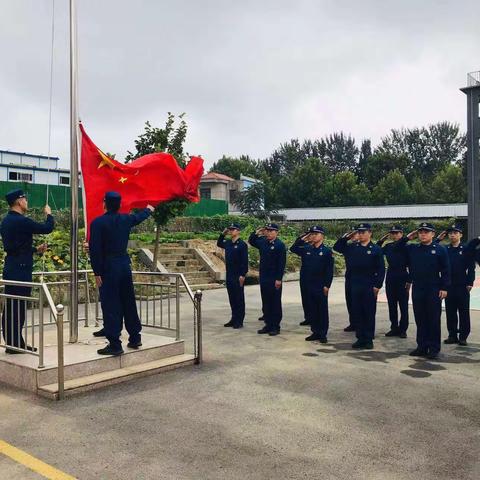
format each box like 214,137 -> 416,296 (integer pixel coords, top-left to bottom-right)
80,124 -> 204,237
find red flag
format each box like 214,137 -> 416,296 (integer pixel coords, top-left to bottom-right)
80,124 -> 204,237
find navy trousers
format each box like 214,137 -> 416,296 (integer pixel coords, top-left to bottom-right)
308,288 -> 329,338
2,259 -> 32,348
445,285 -> 470,341
345,278 -> 355,328
385,276 -> 409,333
299,274 -> 309,322
226,278 -> 245,326
351,284 -> 377,342
100,258 -> 141,350
260,279 -> 282,330
412,285 -> 442,354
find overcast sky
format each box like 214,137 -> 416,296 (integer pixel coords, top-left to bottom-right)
0,0 -> 479,170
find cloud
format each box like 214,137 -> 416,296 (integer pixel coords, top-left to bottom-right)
0,0 -> 478,170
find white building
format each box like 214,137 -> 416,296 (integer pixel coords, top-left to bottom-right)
0,150 -> 70,186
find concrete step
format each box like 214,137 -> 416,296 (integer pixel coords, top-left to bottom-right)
189,283 -> 224,291
156,247 -> 193,255
38,354 -> 196,399
182,272 -> 215,282
158,254 -> 197,261
161,259 -> 203,269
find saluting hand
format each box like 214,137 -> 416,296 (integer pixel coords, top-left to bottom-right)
146,204 -> 155,212
437,230 -> 447,241
344,230 -> 356,240
439,290 -> 447,299
379,233 -> 389,242
222,228 -> 229,235
406,230 -> 418,240
44,205 -> 52,215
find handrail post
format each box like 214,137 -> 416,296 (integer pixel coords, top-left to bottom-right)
175,276 -> 180,341
38,287 -> 44,369
56,304 -> 65,400
194,290 -> 202,365
84,270 -> 90,327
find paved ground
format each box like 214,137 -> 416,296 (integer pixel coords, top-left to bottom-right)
0,278 -> 480,479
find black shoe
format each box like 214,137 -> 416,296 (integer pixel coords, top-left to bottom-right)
299,320 -> 310,326
5,345 -> 37,354
257,327 -> 270,334
224,321 -> 234,327
344,325 -> 355,332
97,345 -> 123,356
93,328 -> 106,337
352,340 -> 365,349
305,334 -> 321,341
399,332 -> 407,339
458,339 -> 468,346
319,337 -> 328,344
409,348 -> 428,357
385,330 -> 400,337
268,330 -> 280,336
258,316 -> 265,322
363,341 -> 374,350
127,340 -> 142,349
232,324 -> 244,329
444,337 -> 458,344
426,352 -> 439,360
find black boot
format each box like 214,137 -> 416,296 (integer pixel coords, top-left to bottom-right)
224,321 -> 234,327
443,337 -> 458,344
97,344 -> 123,356
93,328 -> 106,337
299,320 -> 310,326
409,348 -> 428,357
344,325 -> 355,332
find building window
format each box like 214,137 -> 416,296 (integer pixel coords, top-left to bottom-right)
59,175 -> 70,185
9,171 -> 33,182
200,188 -> 211,200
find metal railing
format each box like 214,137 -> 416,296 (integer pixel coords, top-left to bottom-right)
0,270 -> 202,400
0,279 -> 65,397
467,71 -> 480,87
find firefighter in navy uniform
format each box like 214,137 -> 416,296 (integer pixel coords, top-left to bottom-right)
217,223 -> 248,329
0,189 -> 54,353
377,225 -> 409,338
334,223 -> 385,350
435,224 -> 479,346
89,192 -> 154,356
290,226 -> 334,343
249,223 -> 286,336
398,223 -> 451,360
343,229 -> 359,332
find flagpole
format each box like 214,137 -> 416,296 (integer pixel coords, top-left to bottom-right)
69,0 -> 79,343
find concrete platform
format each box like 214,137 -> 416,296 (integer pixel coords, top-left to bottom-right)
0,325 -> 194,399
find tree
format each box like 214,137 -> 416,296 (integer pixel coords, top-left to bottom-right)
430,165 -> 466,203
233,182 -> 275,220
331,171 -> 371,206
363,152 -> 409,189
276,158 -> 333,208
209,155 -> 260,180
322,133 -> 359,174
125,113 -> 190,269
356,139 -> 372,183
371,170 -> 413,205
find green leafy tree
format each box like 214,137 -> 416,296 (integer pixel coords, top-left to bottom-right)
411,177 -> 431,204
125,113 -> 190,269
430,165 -> 467,203
331,171 -> 371,206
356,139 -> 372,183
371,170 -> 413,205
363,152 -> 409,189
233,182 -> 275,220
321,133 -> 359,174
209,155 -> 260,180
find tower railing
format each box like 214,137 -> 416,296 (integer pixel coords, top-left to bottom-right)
467,71 -> 480,87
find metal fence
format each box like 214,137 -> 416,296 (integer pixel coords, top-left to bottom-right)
0,270 -> 202,400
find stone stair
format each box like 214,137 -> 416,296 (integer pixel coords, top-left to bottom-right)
156,246 -> 223,290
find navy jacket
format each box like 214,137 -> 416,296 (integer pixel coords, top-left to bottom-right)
333,237 -> 385,289
290,238 -> 334,289
1,211 -> 54,272
434,238 -> 479,287
398,238 -> 451,290
217,234 -> 248,280
89,209 -> 151,276
248,233 -> 286,282
376,238 -> 409,281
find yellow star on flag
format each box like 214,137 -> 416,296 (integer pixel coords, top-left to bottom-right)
97,149 -> 115,169
119,177 -> 128,184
